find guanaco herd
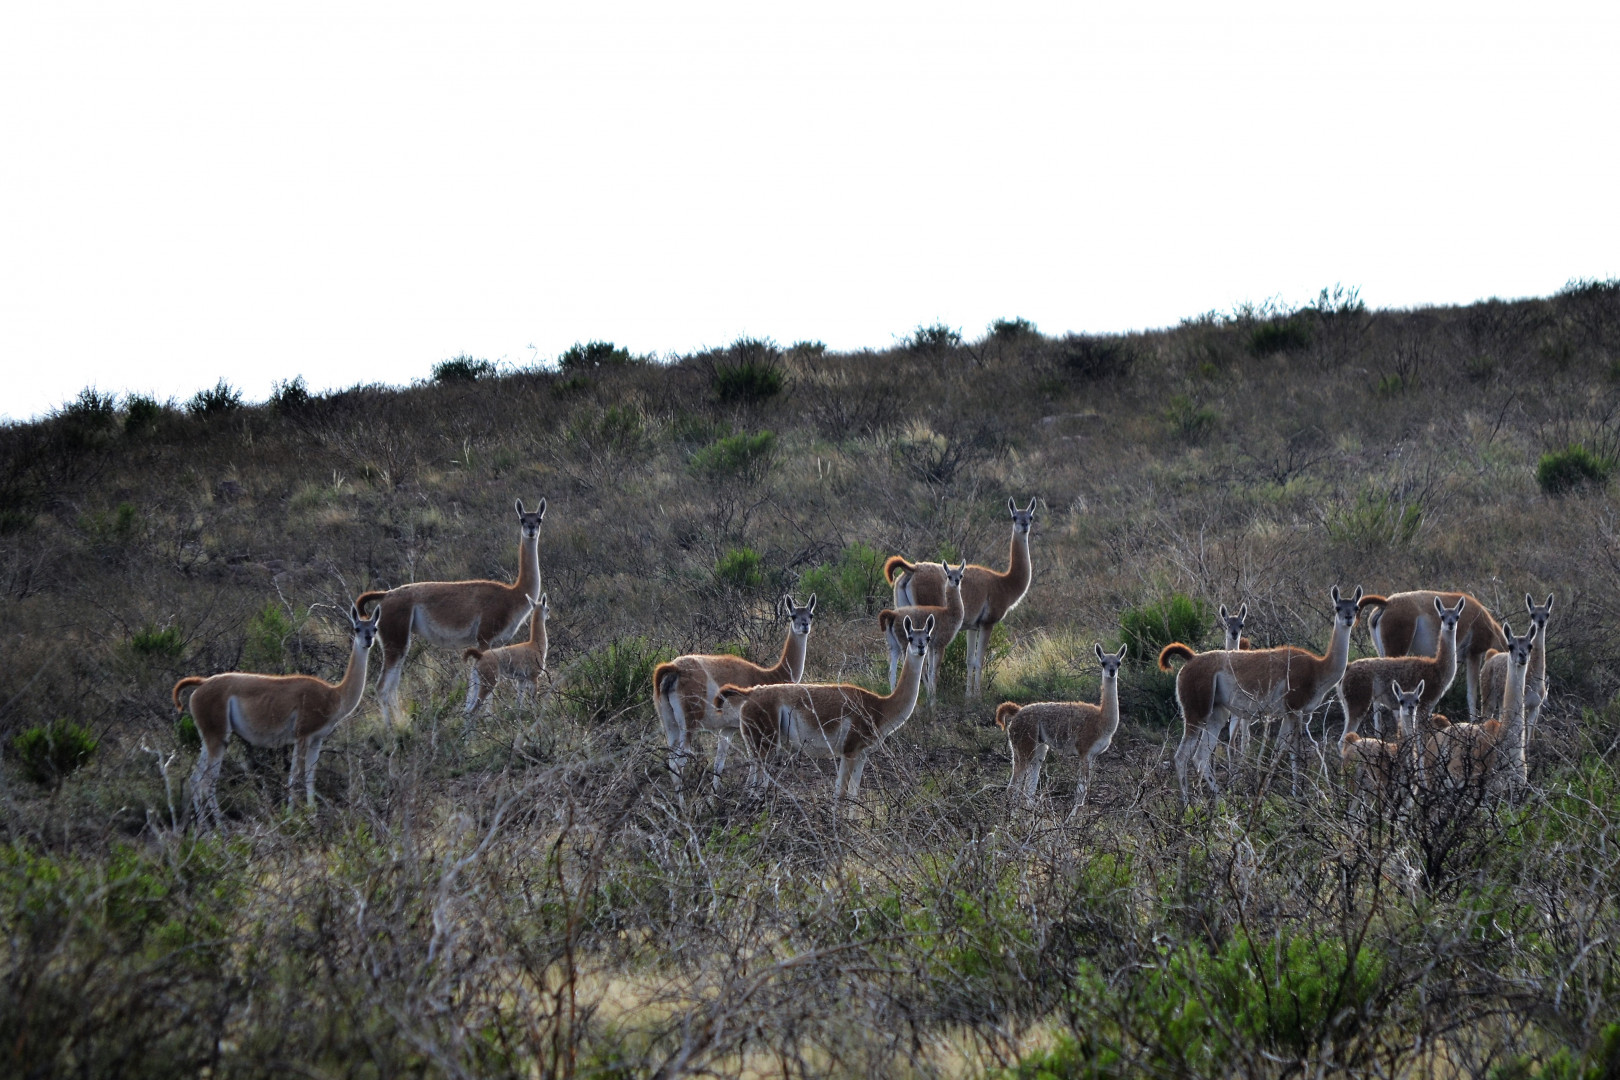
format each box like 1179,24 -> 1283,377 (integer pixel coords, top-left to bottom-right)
170,495 -> 1555,827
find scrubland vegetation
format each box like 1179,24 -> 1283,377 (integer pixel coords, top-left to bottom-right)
4,281 -> 1620,1077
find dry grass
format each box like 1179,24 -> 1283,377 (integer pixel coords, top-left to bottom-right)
3,285 -> 1620,1076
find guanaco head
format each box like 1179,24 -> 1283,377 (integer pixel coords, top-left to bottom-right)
942,560 -> 968,592
348,603 -> 381,651
779,594 -> 817,635
1432,596 -> 1467,637
1007,497 -> 1037,536
1218,603 -> 1248,649
1524,593 -> 1554,636
1330,585 -> 1364,628
902,614 -> 936,657
1093,642 -> 1127,680
1391,678 -> 1426,738
515,497 -> 548,540
1503,621 -> 1538,668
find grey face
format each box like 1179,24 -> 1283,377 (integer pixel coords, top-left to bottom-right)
782,594 -> 817,635
1330,585 -> 1364,628
1525,592 -> 1554,633
1433,596 -> 1466,631
349,605 -> 380,650
1007,497 -> 1037,536
1391,678 -> 1425,713
1504,622 -> 1538,667
1218,603 -> 1248,644
1093,641 -> 1127,679
943,560 -> 967,590
515,497 -> 548,540
902,614 -> 935,656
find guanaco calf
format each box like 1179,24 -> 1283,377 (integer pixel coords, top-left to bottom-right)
1429,623 -> 1538,793
173,604 -> 380,826
357,498 -> 546,727
878,560 -> 965,706
997,643 -> 1126,817
462,593 -> 549,713
1161,586 -> 1363,801
1479,593 -> 1553,739
1338,597 -> 1464,741
885,497 -> 1036,698
1357,590 -> 1505,721
713,614 -> 935,804
1340,678 -> 1424,808
653,595 -> 817,800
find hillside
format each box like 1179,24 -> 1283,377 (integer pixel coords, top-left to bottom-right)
3,281 -> 1620,1077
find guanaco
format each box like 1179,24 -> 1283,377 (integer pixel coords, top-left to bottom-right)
713,614 -> 935,805
462,592 -> 549,713
173,603 -> 380,826
357,498 -> 546,726
997,643 -> 1126,817
653,595 -> 817,800
1428,623 -> 1538,793
885,497 -> 1036,698
1161,586 -> 1363,801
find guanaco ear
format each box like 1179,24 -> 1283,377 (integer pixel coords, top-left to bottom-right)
1007,497 -> 1017,516
1452,598 -> 1466,616
903,615 -> 915,636
536,497 -> 547,519
1352,585 -> 1363,604
1502,621 -> 1515,639
540,592 -> 550,608
923,614 -> 936,634
1239,603 -> 1248,620
1526,623 -> 1538,643
515,498 -> 526,516
1415,679 -> 1425,697
1116,643 -> 1128,661
349,603 -> 362,626
1525,593 -> 1536,613
1219,604 -> 1230,621
1331,585 -> 1342,603
806,594 -> 817,615
1545,593 -> 1555,612
1434,597 -> 1445,615
1094,642 -> 1106,662
1024,497 -> 1037,513
1392,679 -> 1404,697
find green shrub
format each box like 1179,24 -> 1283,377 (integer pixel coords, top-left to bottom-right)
57,388 -> 120,452
1537,444 -> 1615,495
81,501 -> 139,545
713,337 -> 785,404
1164,394 -> 1217,440
1326,488 -> 1423,549
788,339 -> 826,359
432,354 -> 495,383
689,430 -> 776,482
1119,593 -> 1211,663
270,375 -> 311,412
242,603 -> 295,673
175,714 -> 202,751
186,379 -> 242,418
559,340 -> 633,373
907,322 -> 962,354
796,542 -> 886,615
1250,316 -> 1314,356
12,720 -> 98,786
990,316 -> 1039,342
560,636 -> 671,724
714,547 -> 764,590
1053,334 -> 1135,381
128,625 -> 186,662
570,405 -> 646,453
123,393 -> 165,437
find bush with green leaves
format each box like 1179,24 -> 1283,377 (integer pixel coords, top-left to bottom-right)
712,337 -> 785,404
1163,394 -> 1217,440
907,322 -> 962,354
57,388 -> 120,452
1538,444 -> 1615,496
241,602 -> 295,673
1119,593 -> 1210,727
1326,487 -> 1423,550
1249,316 -> 1314,356
123,393 -> 166,437
12,720 -> 98,786
186,379 -> 243,418
990,316 -> 1039,342
714,546 -> 764,590
688,430 -> 776,483
1051,334 -> 1135,381
559,636 -> 670,724
558,340 -> 633,374
270,375 -> 311,413
432,354 -> 495,383
796,542 -> 886,615
128,625 -> 186,662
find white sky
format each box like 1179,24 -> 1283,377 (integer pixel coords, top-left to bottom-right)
2,1 -> 1617,421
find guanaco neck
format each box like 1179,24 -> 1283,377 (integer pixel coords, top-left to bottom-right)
1435,621 -> 1459,685
333,638 -> 373,718
1529,624 -> 1547,699
769,627 -> 810,682
514,529 -> 541,601
1002,526 -> 1032,597
527,612 -> 547,649
1500,658 -> 1532,759
1322,614 -> 1354,687
944,578 -> 964,627
880,647 -> 927,731
1098,673 -> 1120,739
